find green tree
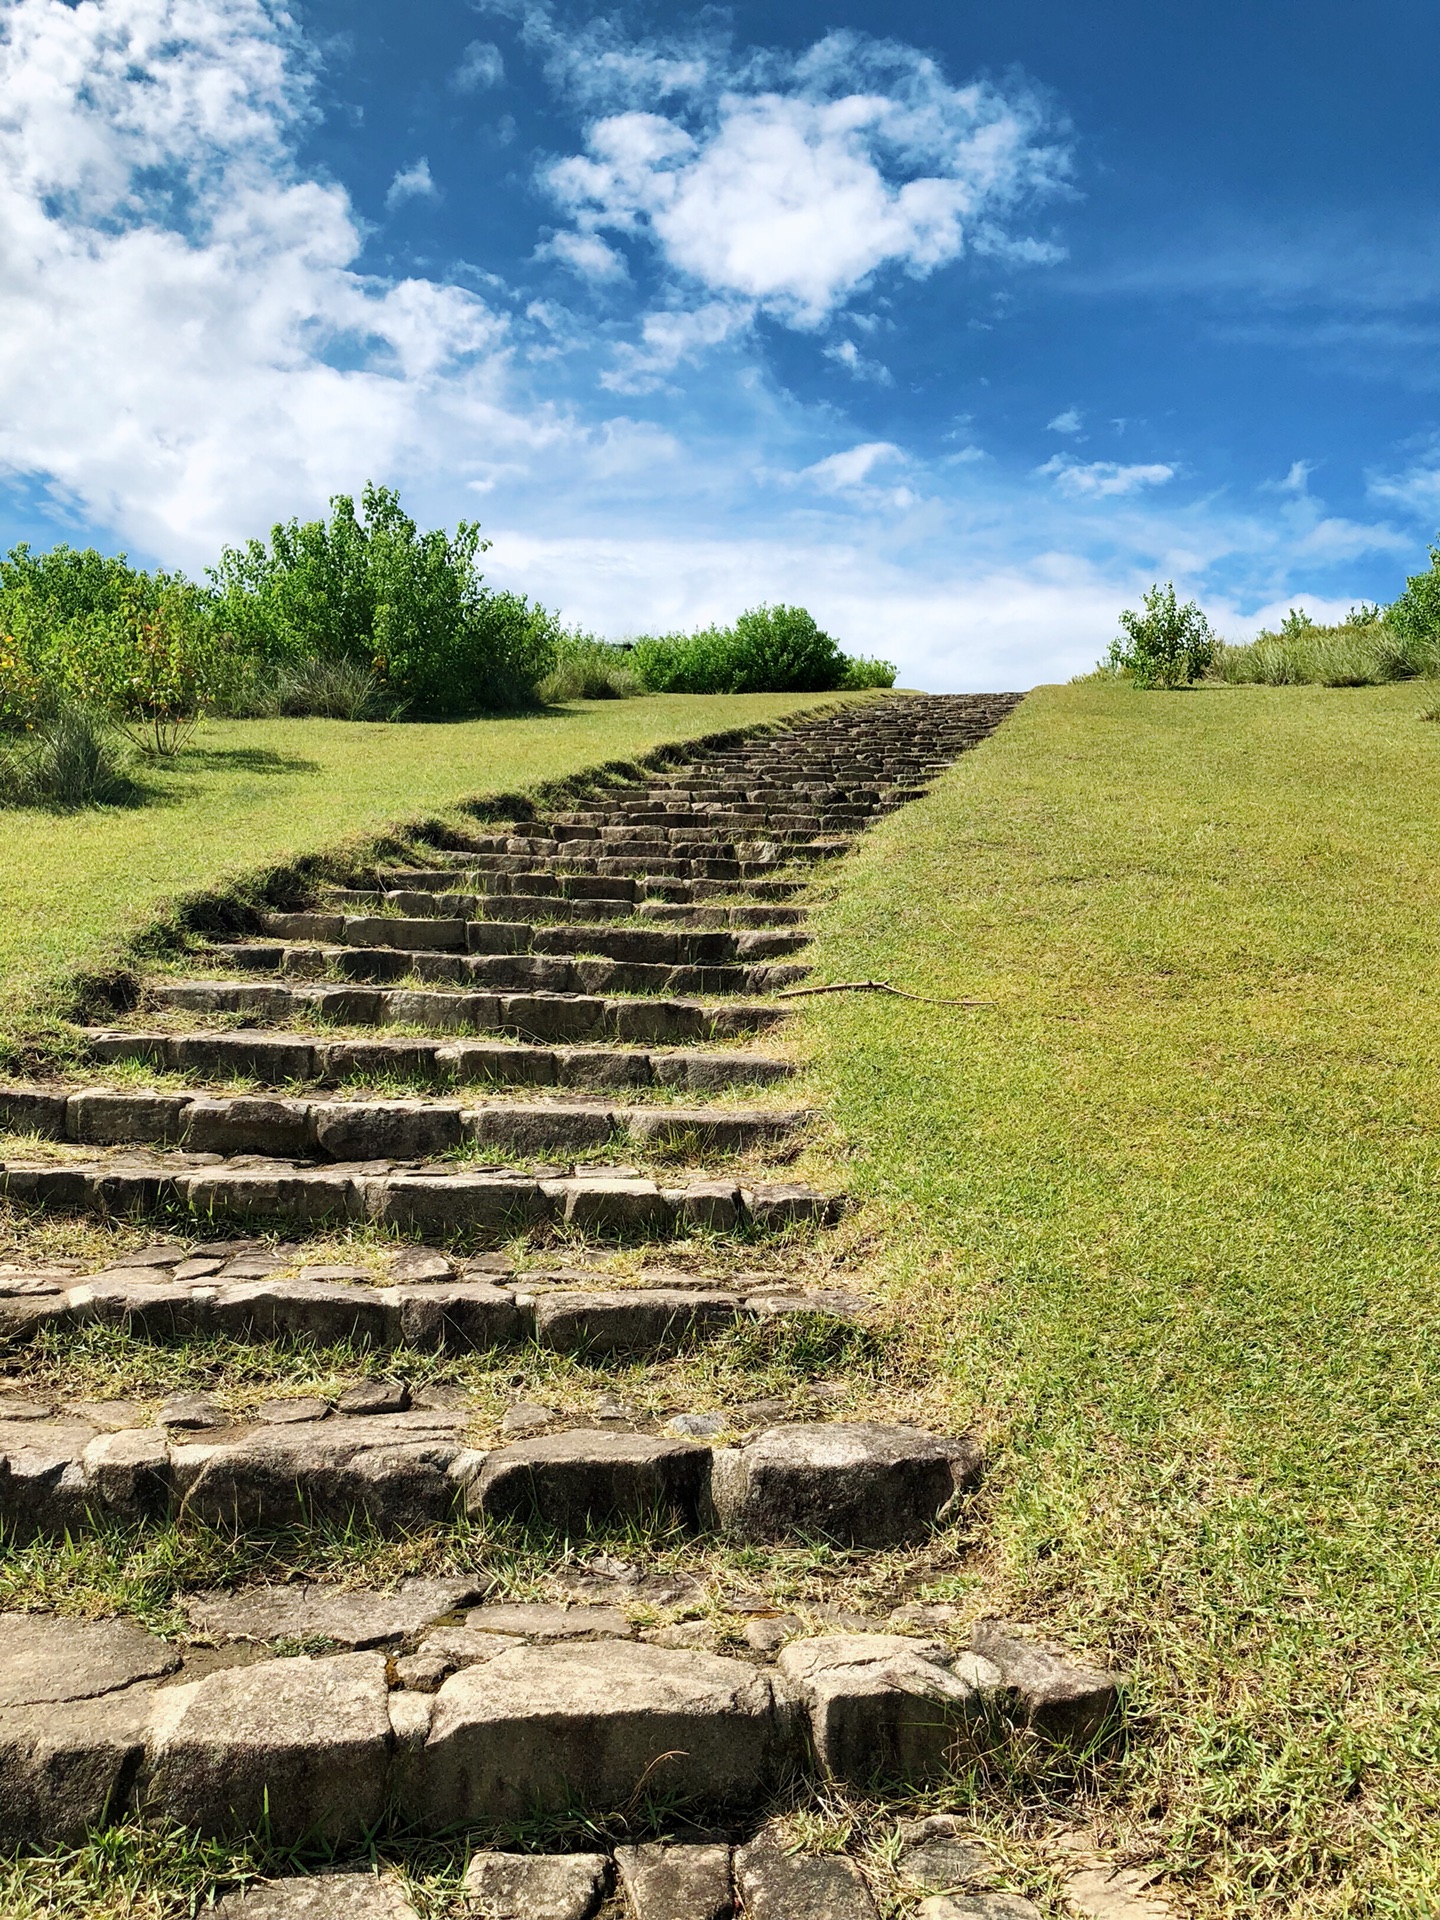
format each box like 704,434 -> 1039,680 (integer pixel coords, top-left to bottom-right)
1107,583 -> 1216,689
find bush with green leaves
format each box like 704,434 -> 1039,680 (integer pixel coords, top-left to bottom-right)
211,484 -> 557,714
629,603 -> 873,694
537,633 -> 639,703
1106,583 -> 1216,688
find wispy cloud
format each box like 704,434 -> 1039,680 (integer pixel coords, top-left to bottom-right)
453,40 -> 504,92
1036,455 -> 1174,498
824,338 -> 893,383
386,157 -> 437,208
1046,406 -> 1082,434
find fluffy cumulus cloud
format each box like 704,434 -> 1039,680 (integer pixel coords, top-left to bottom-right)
541,29 -> 1070,326
0,0 -> 553,559
1036,455 -> 1175,498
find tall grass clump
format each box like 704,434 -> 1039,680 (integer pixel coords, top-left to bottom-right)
0,696 -> 135,809
1209,606 -> 1440,687
536,632 -> 639,703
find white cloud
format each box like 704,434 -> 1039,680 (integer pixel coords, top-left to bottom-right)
1367,459 -> 1440,518
386,157 -> 437,208
543,32 -> 1070,328
1036,455 -> 1175,498
541,228 -> 629,282
599,299 -> 752,392
824,337 -> 893,383
800,442 -> 905,491
453,39 -> 504,92
1046,407 -> 1082,434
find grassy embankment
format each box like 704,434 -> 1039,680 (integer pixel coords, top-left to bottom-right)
795,677 -> 1440,1917
0,692 -> 839,1055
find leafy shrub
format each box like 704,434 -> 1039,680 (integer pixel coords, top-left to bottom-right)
630,604 -> 851,694
211,484 -> 558,714
839,653 -> 898,690
1389,545 -> 1440,649
1106,583 -> 1216,688
0,697 -> 134,808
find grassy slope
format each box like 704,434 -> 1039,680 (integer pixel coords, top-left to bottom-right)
0,693 -> 836,1043
797,680 -> 1440,1917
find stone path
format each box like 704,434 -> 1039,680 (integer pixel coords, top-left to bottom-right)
0,696 -> 1165,1912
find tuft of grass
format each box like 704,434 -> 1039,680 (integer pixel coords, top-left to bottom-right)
1208,617 -> 1439,687
789,678 -> 1440,1915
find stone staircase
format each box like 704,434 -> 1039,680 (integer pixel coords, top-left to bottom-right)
0,693 -> 1127,1904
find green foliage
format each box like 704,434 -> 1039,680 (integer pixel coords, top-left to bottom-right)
0,697 -> 134,809
630,603 -> 869,694
1106,582 -> 1216,688
537,633 -> 639,703
1210,616 -> 1439,687
838,653 -> 898,690
210,484 -> 557,714
1387,541 -> 1440,647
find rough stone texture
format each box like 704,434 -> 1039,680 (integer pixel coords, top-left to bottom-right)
734,1830 -> 877,1920
257,1397 -> 331,1424
0,1609 -> 178,1704
777,1635 -> 1000,1784
182,1578 -> 481,1647
0,1687 -> 159,1847
916,1900 -> 1041,1920
145,1651 -> 392,1842
212,1875 -> 419,1919
160,1394 -> 227,1430
461,1851 -> 609,1920
614,1842 -> 733,1920
1059,1861 -> 1172,1919
530,1288 -> 740,1355
969,1621 -> 1119,1743
335,1379 -> 411,1416
466,1430 -> 708,1529
706,1423 -> 982,1546
412,1640 -> 786,1824
895,1817 -> 993,1892
464,1602 -> 634,1641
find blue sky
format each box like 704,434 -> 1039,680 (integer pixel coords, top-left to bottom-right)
1,0 -> 1438,687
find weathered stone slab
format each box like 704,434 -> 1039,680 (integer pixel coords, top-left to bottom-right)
706,1424 -> 982,1546
183,1098 -> 313,1157
67,1088 -> 190,1146
556,1176 -> 669,1234
0,1687 -> 158,1847
463,1602 -> 634,1642
464,1102 -> 617,1154
614,1842 -> 733,1920
734,1830 -> 877,1920
895,1816 -> 993,1892
466,1430 -> 707,1529
145,1652 -> 392,1842
529,1288 -> 740,1355
968,1621 -> 1119,1743
412,1640 -> 786,1823
372,1172 -> 546,1235
461,1851 -> 609,1920
389,1282 -> 519,1351
0,1610 -> 178,1704
311,1100 -> 464,1161
213,1874 -> 419,1919
209,1279 -> 390,1346
916,1899 -> 1042,1920
182,1577 -> 482,1648
777,1635 -> 998,1784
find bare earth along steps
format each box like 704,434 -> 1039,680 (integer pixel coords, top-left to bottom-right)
0,695 -> 1134,1915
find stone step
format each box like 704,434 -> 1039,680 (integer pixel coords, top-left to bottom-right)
388,867 -> 808,907
0,1086 -> 812,1160
0,1602 -> 1117,1847
0,1157 -> 841,1239
322,889 -> 810,932
0,1410 -> 973,1541
254,912 -> 809,965
203,942 -> 809,999
81,1029 -> 802,1090
81,1027 -> 796,1092
143,980 -> 789,1044
0,1260 -> 868,1359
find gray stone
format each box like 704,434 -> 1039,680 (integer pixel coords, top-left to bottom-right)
557,1176 -> 669,1234
144,1651 -> 391,1842
390,1282 -> 519,1351
182,1578 -> 481,1648
500,1401 -> 558,1437
531,1289 -> 740,1355
182,1096 -> 312,1157
968,1622 -> 1119,1743
312,1100 -> 464,1161
110,1242 -> 190,1268
614,1842 -> 733,1920
466,1430 -> 708,1529
464,1603 -> 634,1641
742,1615 -> 799,1653
210,1279 -> 390,1347
412,1639 -> 786,1824
461,1851 -> 609,1920
394,1649 -> 452,1692
335,1378 -> 411,1416
0,1687 -> 158,1847
161,1394 -> 227,1430
389,1247 -> 453,1282
173,1257 -> 226,1281
667,1181 -> 743,1232
256,1397 -> 331,1424
212,1874 -> 419,1919
0,1418 -> 104,1534
464,1102 -> 616,1155
81,1428 -> 173,1520
0,1610 -> 179,1705
895,1818 -> 993,1891
669,1412 -> 728,1438
916,1900 -> 1041,1920
734,1830 -> 877,1920
776,1635 -> 999,1785
705,1424 -> 982,1546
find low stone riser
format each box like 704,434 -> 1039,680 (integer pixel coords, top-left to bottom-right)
255,912 -> 808,965
207,944 -> 810,999
82,1029 -> 796,1092
0,1606 -> 1115,1849
144,983 -> 789,1045
315,893 -> 812,934
0,1161 -> 841,1240
0,1087 -> 811,1161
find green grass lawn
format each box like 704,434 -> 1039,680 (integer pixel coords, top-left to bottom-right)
795,678 -> 1440,1917
0,692 -> 840,1051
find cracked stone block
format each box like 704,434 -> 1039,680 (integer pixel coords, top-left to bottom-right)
667,1180 -> 744,1231
411,1639 -> 787,1824
182,1098 -> 313,1157
81,1428 -> 173,1521
388,1247 -> 454,1282
614,1842 -> 733,1920
0,1610 -> 179,1705
161,1394 -> 227,1430
465,1430 -> 709,1529
144,1651 -> 392,1843
66,1088 -> 191,1146
335,1379 -> 410,1416
705,1424 -> 982,1546
530,1288 -> 740,1355
210,1280 -> 391,1347
0,1418 -> 103,1535
0,1687 -> 159,1847
778,1635 -> 1000,1785
212,1874 -> 419,1919
461,1852 -> 610,1920
968,1622 -> 1120,1744
390,1283 -> 520,1352
917,1900 -> 1042,1920
558,1177 -> 669,1235
734,1830 -> 877,1920
311,1101 -> 464,1161
464,1102 -> 617,1155
0,1086 -> 69,1135
895,1817 -> 993,1892
182,1578 -> 482,1648
464,1603 -> 634,1642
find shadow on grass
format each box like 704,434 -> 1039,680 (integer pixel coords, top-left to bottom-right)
176,746 -> 322,775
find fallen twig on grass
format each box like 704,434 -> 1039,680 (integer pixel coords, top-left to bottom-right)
775,979 -> 991,1007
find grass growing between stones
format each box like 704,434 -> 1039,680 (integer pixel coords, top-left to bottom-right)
0,690 -> 839,1054
789,678 -> 1440,1917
